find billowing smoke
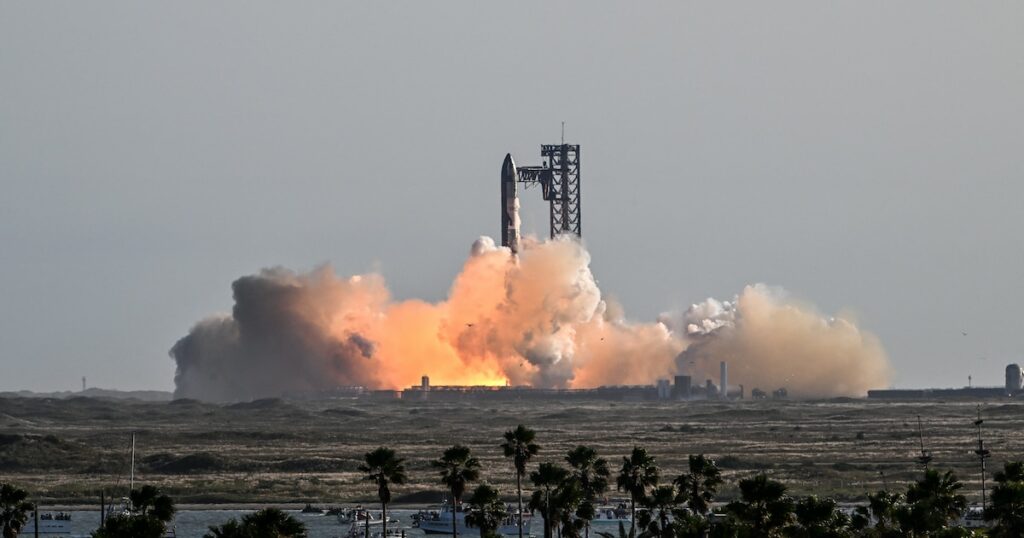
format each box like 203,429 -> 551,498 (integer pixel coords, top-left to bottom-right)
170,238 -> 891,401
170,267 -> 387,401
171,237 -> 681,401
667,284 -> 892,398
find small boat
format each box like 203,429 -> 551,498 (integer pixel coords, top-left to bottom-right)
339,506 -> 396,526
415,501 -> 531,536
345,525 -> 408,538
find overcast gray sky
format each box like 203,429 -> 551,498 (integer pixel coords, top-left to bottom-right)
1,2 -> 1021,392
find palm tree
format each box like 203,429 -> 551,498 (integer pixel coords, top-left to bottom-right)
986,461 -> 1024,537
852,490 -> 904,537
786,496 -> 851,538
240,508 -> 306,537
903,469 -> 967,534
669,513 -> 711,538
553,479 -> 585,538
204,508 -> 306,538
673,454 -> 722,520
434,444 -> 482,538
638,485 -> 677,538
531,462 -> 571,538
466,484 -> 511,538
359,447 -> 407,538
566,445 -> 610,538
128,485 -> 175,523
92,515 -> 165,538
502,425 -> 540,538
616,446 -> 659,538
725,474 -> 794,538
0,484 -> 33,538
203,508 -> 306,537
203,518 -> 245,538
202,516 -> 244,536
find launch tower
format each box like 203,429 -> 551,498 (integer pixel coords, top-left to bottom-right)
500,143 -> 581,252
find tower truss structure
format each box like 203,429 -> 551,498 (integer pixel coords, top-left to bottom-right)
515,143 -> 581,240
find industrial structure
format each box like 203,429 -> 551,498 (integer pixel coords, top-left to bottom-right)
1006,363 -> 1022,392
500,142 -> 581,253
867,363 -> 1024,399
288,362 -> 771,403
402,374 -> 737,402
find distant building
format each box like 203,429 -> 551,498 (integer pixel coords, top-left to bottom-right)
656,379 -> 671,399
672,375 -> 692,400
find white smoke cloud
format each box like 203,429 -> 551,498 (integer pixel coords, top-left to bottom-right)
670,284 -> 892,398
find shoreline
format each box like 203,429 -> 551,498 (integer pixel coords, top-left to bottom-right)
40,503 -> 438,511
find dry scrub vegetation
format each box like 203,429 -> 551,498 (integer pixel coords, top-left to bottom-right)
2,396 -> 1022,505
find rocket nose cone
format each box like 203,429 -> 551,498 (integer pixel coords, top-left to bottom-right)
501,153 -> 516,178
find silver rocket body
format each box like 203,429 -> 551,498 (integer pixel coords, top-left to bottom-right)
501,153 -> 521,254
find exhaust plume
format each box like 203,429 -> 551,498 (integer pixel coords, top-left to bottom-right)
170,239 -> 891,401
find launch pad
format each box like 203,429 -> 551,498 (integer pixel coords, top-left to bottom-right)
501,143 -> 581,253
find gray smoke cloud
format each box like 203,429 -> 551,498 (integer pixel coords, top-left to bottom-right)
170,267 -> 380,401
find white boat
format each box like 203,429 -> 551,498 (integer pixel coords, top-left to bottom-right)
99,435 -> 177,538
415,501 -> 532,536
22,512 -> 73,536
338,506 -> 392,526
592,503 -> 632,523
105,500 -> 177,538
342,507 -> 404,538
958,506 -> 989,529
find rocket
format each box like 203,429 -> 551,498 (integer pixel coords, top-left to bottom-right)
501,153 -> 521,254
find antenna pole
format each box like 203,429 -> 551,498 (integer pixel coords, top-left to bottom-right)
561,121 -> 565,145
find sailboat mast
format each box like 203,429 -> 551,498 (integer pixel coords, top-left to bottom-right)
130,433 -> 136,492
